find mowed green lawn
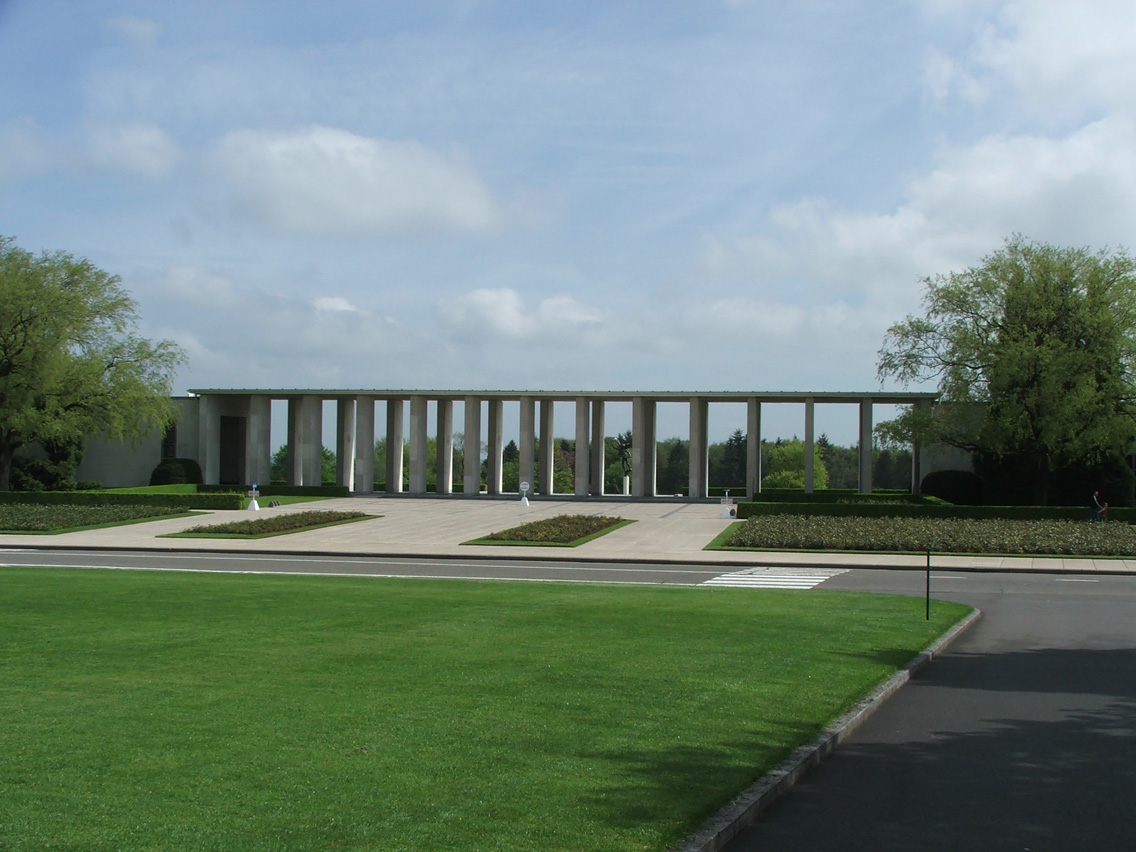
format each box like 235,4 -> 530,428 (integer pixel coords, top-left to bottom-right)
0,568 -> 970,852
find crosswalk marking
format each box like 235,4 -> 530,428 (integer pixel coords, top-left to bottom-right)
699,567 -> 847,589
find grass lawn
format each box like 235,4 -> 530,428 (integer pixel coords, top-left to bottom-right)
0,568 -> 971,852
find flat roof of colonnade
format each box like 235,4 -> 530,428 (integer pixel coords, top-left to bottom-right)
187,389 -> 940,405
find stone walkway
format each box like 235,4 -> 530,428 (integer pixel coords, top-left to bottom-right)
3,495 -> 1134,574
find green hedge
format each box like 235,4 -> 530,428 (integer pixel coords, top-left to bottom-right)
210,484 -> 350,498
736,500 -> 1136,523
0,491 -> 243,510
723,514 -> 1136,556
748,489 -> 924,503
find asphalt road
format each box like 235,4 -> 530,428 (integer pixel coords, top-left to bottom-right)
0,548 -> 736,585
4,549 -> 1133,850
726,568 -> 1136,852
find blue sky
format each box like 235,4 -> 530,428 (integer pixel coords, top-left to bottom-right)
3,0 -> 1135,443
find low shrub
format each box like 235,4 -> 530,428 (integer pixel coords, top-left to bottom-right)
921,469 -> 984,505
0,504 -> 186,532
150,458 -> 204,486
723,514 -> 1136,556
207,484 -> 350,498
0,491 -> 242,510
736,500 -> 1136,523
482,515 -> 626,544
181,510 -> 373,537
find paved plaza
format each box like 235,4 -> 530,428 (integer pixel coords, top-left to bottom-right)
3,494 -> 1135,575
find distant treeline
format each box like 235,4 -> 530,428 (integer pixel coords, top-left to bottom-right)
271,430 -> 912,492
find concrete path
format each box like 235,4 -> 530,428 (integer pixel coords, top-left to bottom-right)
3,495 -> 1135,574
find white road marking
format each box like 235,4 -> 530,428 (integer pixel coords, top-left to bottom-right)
699,568 -> 847,589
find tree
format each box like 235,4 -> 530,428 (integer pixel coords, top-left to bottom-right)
878,237 -> 1136,504
657,438 -> 688,495
720,429 -> 747,488
817,434 -> 859,490
761,439 -> 827,490
269,444 -> 336,484
0,238 -> 184,491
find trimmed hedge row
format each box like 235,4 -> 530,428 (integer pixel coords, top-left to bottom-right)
0,491 -> 243,510
747,489 -> 922,504
212,484 -> 350,498
737,500 -> 1136,523
0,504 -> 188,532
723,515 -> 1136,556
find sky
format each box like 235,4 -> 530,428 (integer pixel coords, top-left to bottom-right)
3,0 -> 1135,445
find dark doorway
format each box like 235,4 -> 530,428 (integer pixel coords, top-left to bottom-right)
219,416 -> 247,485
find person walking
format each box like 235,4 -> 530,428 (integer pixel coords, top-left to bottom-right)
1091,490 -> 1108,522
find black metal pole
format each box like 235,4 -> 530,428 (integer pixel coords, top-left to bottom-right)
925,549 -> 931,620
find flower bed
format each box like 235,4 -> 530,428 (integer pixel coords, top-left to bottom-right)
473,514 -> 630,545
177,510 -> 375,538
720,515 -> 1136,556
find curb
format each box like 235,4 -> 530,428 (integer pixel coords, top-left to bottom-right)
672,607 -> 982,852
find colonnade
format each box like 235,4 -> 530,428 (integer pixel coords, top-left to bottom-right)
191,389 -> 938,498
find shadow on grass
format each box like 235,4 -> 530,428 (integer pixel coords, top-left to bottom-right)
581,724 -> 819,840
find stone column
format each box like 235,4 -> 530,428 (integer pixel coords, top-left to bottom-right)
859,398 -> 874,494
409,395 -> 428,494
336,398 -> 356,490
301,395 -> 322,487
487,399 -> 504,495
286,397 -> 302,486
199,394 -> 220,485
573,397 -> 590,497
539,399 -> 554,494
519,396 -> 535,495
911,398 -> 932,494
590,400 -> 605,496
386,399 -> 405,493
631,397 -> 657,497
688,396 -> 708,499
354,397 -> 376,493
436,399 -> 454,495
804,396 -> 815,494
247,394 -> 272,487
464,397 -> 481,495
746,397 -> 762,498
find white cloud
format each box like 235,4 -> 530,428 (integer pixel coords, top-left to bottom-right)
0,119 -> 53,180
209,126 -> 502,238
138,267 -> 420,390
88,123 -> 180,177
703,113 -> 1136,322
922,49 -> 988,104
975,1 -> 1136,118
107,15 -> 162,51
908,118 -> 1136,239
313,296 -> 359,313
435,288 -> 606,344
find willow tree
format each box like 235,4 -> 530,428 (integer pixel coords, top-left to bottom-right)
877,236 -> 1136,504
0,237 -> 185,490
